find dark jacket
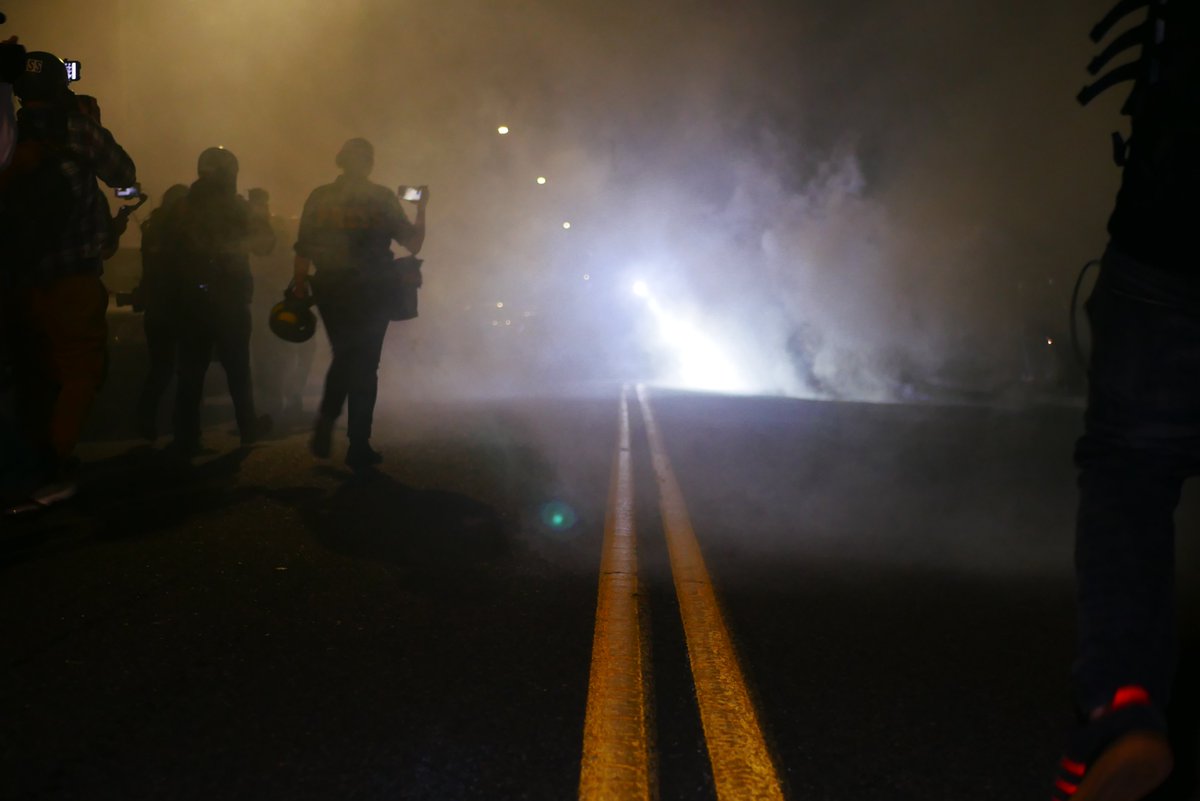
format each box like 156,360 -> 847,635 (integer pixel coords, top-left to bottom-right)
163,178 -> 275,306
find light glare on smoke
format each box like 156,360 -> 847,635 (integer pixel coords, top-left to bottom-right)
632,280 -> 754,394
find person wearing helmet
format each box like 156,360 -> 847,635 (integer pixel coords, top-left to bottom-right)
1,51 -> 136,513
159,146 -> 275,455
133,183 -> 189,441
292,137 -> 427,468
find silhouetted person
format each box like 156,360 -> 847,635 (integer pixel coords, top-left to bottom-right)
1053,2 -> 1200,798
162,147 -> 274,455
135,183 -> 189,440
250,192 -> 313,422
292,137 -> 427,468
0,52 -> 136,512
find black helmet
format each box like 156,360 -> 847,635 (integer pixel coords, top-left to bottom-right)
14,51 -> 68,102
269,293 -> 317,343
197,146 -> 239,181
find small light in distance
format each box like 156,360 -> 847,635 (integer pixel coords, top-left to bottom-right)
1047,337 -> 1054,346
505,320 -> 512,326
562,221 -> 571,230
632,280 -> 649,298
536,176 -> 547,185
497,125 -> 510,135
496,302 -> 504,309
582,273 -> 591,281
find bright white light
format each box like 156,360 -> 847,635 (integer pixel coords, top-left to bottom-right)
496,302 -> 504,309
1047,338 -> 1054,346
582,274 -> 591,281
497,125 -> 510,135
536,176 -> 547,185
630,278 -> 753,394
562,222 -> 572,230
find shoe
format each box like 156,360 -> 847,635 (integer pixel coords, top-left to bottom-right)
1052,686 -> 1173,801
241,414 -> 274,446
345,441 -> 383,469
310,416 -> 334,458
4,479 -> 78,515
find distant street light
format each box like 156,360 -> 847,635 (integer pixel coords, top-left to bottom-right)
536,176 -> 547,185
497,125 -> 510,135
562,222 -> 571,230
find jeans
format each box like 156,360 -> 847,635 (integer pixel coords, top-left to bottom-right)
314,272 -> 390,444
1074,244 -> 1200,714
173,296 -> 258,446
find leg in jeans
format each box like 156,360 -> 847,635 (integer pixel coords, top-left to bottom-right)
173,311 -> 214,450
345,312 -> 389,444
316,278 -> 362,424
138,309 -> 178,432
212,302 -> 258,438
1073,247 -> 1200,716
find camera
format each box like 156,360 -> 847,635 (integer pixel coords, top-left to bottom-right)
64,60 -> 80,82
114,185 -> 140,199
400,186 -> 422,202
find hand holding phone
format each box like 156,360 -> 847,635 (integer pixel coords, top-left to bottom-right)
400,185 -> 422,202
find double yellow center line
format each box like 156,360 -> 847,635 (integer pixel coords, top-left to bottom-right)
580,386 -> 785,800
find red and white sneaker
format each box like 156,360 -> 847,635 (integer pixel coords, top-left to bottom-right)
1051,686 -> 1173,801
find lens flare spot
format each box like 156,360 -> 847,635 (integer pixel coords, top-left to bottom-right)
539,501 -> 578,534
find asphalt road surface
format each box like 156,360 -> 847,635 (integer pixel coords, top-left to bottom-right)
5,377 -> 1200,800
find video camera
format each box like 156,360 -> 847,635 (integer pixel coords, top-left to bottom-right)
0,13 -> 81,86
0,11 -> 26,85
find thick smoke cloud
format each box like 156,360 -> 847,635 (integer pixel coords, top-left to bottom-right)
6,0 -> 1122,401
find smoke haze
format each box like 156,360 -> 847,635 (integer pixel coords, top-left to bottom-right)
5,0 -> 1123,401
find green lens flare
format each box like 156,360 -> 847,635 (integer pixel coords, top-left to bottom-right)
539,501 -> 578,534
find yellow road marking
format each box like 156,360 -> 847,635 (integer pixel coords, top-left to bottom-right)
636,385 -> 785,801
580,386 -> 651,801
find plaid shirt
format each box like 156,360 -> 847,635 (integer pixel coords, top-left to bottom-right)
16,105 -> 136,279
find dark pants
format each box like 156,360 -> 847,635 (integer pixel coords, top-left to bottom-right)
2,270 -> 108,473
137,308 -> 177,429
173,297 -> 258,446
1073,245 -> 1200,714
315,273 -> 390,444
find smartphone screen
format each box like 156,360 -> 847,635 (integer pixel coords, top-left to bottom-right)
64,61 -> 81,83
115,186 -> 140,199
402,187 -> 422,202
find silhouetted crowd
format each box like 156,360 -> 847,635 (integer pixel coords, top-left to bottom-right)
1,42 -> 428,514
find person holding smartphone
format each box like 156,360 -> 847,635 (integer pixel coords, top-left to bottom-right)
292,137 -> 427,469
0,51 -> 136,513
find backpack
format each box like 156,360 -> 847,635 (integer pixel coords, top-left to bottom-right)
0,130 -> 76,272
